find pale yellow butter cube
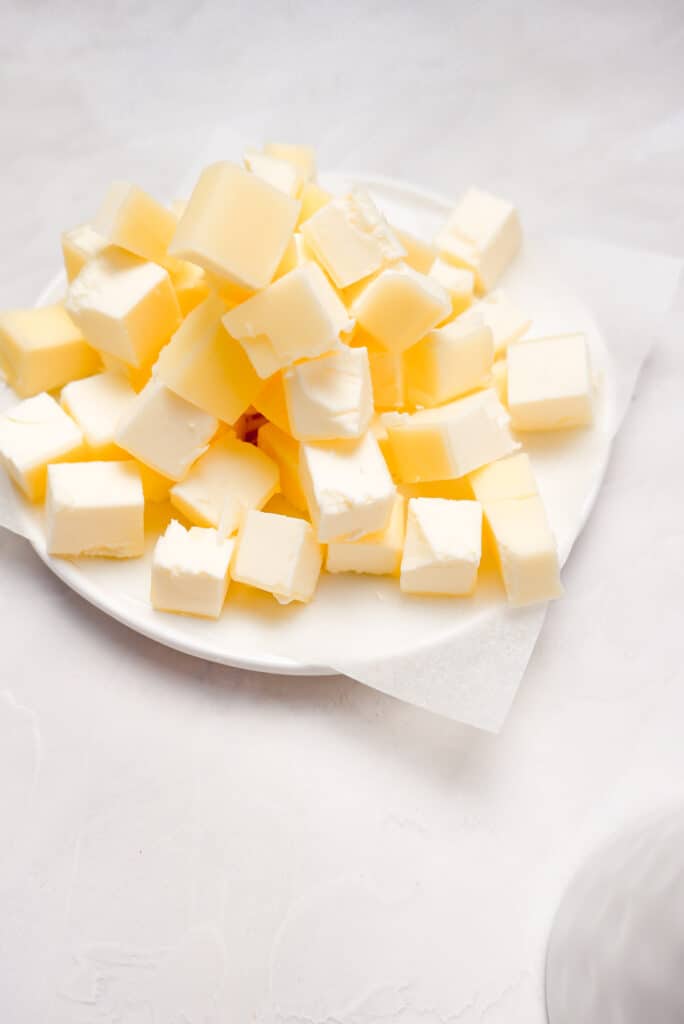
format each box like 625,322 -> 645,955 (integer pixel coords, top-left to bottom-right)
46,460 -> 144,558
154,294 -> 262,424
116,379 -> 217,481
0,393 -> 84,501
244,148 -> 303,197
300,431 -> 396,542
233,509 -> 322,604
297,182 -> 331,226
404,314 -> 494,409
352,264 -> 451,353
61,370 -> 137,458
168,161 -> 299,290
257,422 -> 307,510
65,250 -> 181,369
394,229 -> 436,274
151,520 -> 235,619
383,389 -> 518,483
482,496 -> 563,606
457,292 -> 532,356
222,264 -> 352,379
284,346 -> 372,441
253,372 -> 291,433
61,224 -> 109,282
94,181 -> 178,267
326,494 -> 405,576
170,435 -> 279,533
400,498 -> 482,596
0,304 -> 100,397
469,451 -> 537,502
507,334 -> 593,430
428,259 -> 475,316
264,143 -> 316,182
437,187 -> 522,293
302,188 -> 405,289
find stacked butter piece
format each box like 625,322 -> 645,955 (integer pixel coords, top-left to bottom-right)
0,144 -> 595,619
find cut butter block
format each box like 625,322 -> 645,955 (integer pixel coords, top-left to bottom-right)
507,333 -> 593,430
437,187 -> 522,293
400,498 -> 483,596
492,358 -> 508,405
394,229 -> 436,274
0,304 -> 100,398
404,313 -> 494,409
300,431 -> 396,542
284,346 -> 372,441
258,419 -> 305,512
61,224 -> 109,282
46,461 -> 144,558
383,388 -> 518,483
297,182 -> 331,226
0,393 -> 84,501
115,379 -> 217,481
353,330 -> 405,410
154,294 -> 261,423
61,370 -> 137,457
428,259 -> 475,316
94,181 -> 178,267
264,143 -> 316,182
457,292 -> 531,356
352,264 -> 451,353
222,263 -> 352,379
170,435 -> 279,533
65,250 -> 181,369
326,494 -> 405,576
302,188 -> 405,289
482,496 -> 563,605
232,509 -> 322,604
469,451 -> 537,501
151,520 -> 235,619
253,372 -> 291,433
244,148 -> 303,197
168,161 -> 299,290
170,261 -> 210,316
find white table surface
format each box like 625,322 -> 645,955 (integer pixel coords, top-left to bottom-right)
1,2 -> 683,1021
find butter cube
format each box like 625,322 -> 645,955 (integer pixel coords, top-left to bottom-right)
383,389 -> 518,483
400,498 -> 482,596
170,435 -> 279,533
404,314 -> 494,409
222,264 -> 353,379
170,261 -> 210,316
257,422 -> 307,511
264,143 -> 316,182
151,520 -> 235,619
437,187 -> 522,293
326,494 -> 405,576
300,431 -> 396,542
94,181 -> 178,266
428,259 -> 475,316
507,334 -> 593,430
253,372 -> 291,433
302,188 -> 405,288
61,224 -> 109,282
482,497 -> 563,605
232,510 -> 322,604
0,393 -> 84,501
168,161 -> 299,290
394,229 -> 436,274
46,461 -> 144,558
116,380 -> 217,481
65,250 -> 181,368
457,292 -> 531,356
352,264 -> 451,353
61,370 -> 137,457
469,452 -> 537,501
353,330 -> 405,410
284,346 -> 372,441
154,294 -> 261,423
244,149 -> 303,197
0,304 -> 100,398
492,358 -> 508,405
297,182 -> 331,226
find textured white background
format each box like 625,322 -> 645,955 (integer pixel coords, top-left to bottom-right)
1,2 -> 684,1021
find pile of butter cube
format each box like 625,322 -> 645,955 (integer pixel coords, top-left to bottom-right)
0,143 -> 594,619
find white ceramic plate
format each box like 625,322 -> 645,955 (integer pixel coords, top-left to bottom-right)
2,174 -> 616,678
